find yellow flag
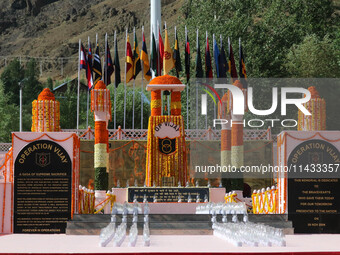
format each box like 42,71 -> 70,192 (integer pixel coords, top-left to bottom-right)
163,28 -> 174,75
125,35 -> 134,83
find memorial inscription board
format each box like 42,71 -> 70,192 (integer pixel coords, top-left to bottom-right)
128,187 -> 210,202
14,140 -> 72,234
288,139 -> 340,233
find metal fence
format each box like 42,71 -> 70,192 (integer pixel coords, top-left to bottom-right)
0,128 -> 272,152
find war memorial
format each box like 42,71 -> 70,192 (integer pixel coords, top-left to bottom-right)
0,0 -> 340,254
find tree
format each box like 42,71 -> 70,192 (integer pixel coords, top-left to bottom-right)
107,84 -> 151,129
0,80 -> 18,142
181,0 -> 338,77
285,34 -> 340,78
0,59 -> 24,105
45,77 -> 54,90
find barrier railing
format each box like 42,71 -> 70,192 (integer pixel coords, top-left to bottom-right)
0,144 -> 11,153
251,186 -> 278,214
78,185 -> 116,214
61,127 -> 272,142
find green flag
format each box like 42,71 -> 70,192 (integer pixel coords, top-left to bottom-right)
196,37 -> 203,78
150,32 -> 158,76
113,35 -> 121,87
133,31 -> 141,79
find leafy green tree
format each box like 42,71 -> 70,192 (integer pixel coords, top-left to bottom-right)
285,34 -> 340,77
0,59 -> 24,105
0,80 -> 18,142
108,84 -> 151,129
45,77 -> 54,90
22,59 -> 43,105
181,0 -> 338,78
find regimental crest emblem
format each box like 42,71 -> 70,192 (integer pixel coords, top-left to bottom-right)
308,152 -> 323,164
158,137 -> 176,155
36,152 -> 50,167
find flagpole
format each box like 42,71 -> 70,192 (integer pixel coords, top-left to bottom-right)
86,36 -> 90,128
114,31 -> 117,130
196,28 -> 199,130
212,33 -> 216,124
105,33 -> 108,85
96,33 -> 98,46
158,21 -> 163,116
77,39 -> 81,130
205,31 -> 208,130
132,27 -> 136,130
220,34 -> 226,95
124,28 -> 127,129
185,25 -> 189,128
141,26 -> 144,129
165,22 -> 170,116
157,21 -> 160,75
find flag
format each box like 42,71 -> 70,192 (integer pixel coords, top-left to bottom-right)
80,43 -> 93,89
133,31 -> 141,79
213,36 -> 220,78
195,36 -> 203,78
80,43 -> 87,70
126,35 -> 134,83
93,44 -> 102,85
140,31 -> 151,81
173,28 -> 182,78
185,32 -> 190,83
228,38 -> 238,82
104,40 -> 114,85
205,35 -> 213,79
163,28 -> 174,75
88,41 -> 93,75
158,28 -> 164,75
150,32 -> 158,76
218,40 -> 227,78
113,35 -> 121,87
239,39 -> 247,88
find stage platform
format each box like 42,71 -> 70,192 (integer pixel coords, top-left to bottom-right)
0,234 -> 340,254
66,214 -> 294,235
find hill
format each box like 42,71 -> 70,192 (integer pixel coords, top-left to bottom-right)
0,0 -> 183,81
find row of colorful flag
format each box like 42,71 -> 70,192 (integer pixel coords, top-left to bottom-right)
79,26 -> 247,90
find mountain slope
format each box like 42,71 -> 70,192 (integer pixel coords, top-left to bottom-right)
0,0 -> 183,80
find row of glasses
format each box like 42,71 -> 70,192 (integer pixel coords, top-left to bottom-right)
100,201 -> 151,247
212,222 -> 286,247
99,222 -> 116,247
128,223 -> 138,247
143,201 -> 150,246
113,222 -> 127,247
196,202 -> 247,215
143,223 -> 150,246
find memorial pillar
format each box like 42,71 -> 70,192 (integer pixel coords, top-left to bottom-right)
91,80 -> 111,191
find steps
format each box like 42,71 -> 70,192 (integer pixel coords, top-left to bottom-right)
66,214 -> 294,235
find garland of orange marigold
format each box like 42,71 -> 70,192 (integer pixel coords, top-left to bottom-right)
31,88 -> 60,132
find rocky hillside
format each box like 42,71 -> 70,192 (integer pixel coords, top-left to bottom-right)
0,0 -> 183,80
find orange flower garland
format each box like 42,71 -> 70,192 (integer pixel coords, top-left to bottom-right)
149,74 -> 182,85
298,86 -> 326,131
171,91 -> 181,115
151,91 -> 162,116
31,88 -> 60,132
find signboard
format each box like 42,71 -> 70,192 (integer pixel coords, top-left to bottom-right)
14,140 -> 72,234
287,139 -> 340,233
128,187 -> 210,203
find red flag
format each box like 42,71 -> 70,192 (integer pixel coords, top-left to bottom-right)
205,36 -> 213,78
228,38 -> 238,82
126,36 -> 134,83
158,28 -> 164,75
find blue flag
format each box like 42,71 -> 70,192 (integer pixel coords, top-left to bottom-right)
213,37 -> 220,78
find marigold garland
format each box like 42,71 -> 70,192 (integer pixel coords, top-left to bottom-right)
149,74 -> 182,85
32,88 -> 60,132
298,86 -> 326,131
